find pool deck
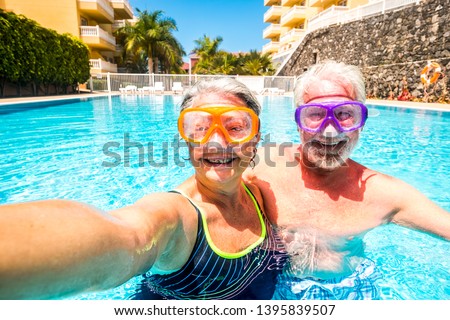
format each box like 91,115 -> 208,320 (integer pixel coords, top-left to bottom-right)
0,92 -> 449,112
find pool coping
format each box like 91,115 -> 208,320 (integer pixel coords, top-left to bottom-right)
366,99 -> 450,112
0,93 -> 449,112
0,92 -> 119,106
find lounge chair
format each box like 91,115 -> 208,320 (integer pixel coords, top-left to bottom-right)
171,82 -> 183,94
137,86 -> 155,94
267,87 -> 284,95
119,85 -> 137,94
154,82 -> 165,94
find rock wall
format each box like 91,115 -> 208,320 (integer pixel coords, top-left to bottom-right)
278,0 -> 450,101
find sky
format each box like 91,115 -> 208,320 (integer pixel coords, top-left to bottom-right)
129,0 -> 268,60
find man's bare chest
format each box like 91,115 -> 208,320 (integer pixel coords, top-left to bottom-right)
266,184 -> 388,236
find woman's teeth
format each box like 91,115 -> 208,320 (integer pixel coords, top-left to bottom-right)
206,158 -> 233,164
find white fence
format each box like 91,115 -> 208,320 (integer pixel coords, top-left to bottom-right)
87,73 -> 296,95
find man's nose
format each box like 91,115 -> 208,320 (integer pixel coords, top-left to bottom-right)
321,120 -> 340,138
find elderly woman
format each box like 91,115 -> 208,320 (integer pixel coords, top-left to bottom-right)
0,78 -> 287,300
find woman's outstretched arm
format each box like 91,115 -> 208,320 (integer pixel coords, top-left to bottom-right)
0,193 -> 196,299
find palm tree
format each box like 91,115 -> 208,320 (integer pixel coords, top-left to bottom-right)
192,35 -> 223,74
238,50 -> 275,75
120,9 -> 185,73
211,52 -> 237,75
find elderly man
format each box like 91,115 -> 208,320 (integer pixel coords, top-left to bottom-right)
246,61 -> 450,299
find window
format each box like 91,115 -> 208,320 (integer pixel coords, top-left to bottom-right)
80,17 -> 88,26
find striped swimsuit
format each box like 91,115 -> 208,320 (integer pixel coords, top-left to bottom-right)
131,184 -> 288,300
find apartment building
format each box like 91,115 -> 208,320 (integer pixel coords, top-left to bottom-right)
0,0 -> 134,74
263,0 -> 367,68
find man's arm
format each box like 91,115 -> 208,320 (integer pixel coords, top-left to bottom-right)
0,193 -> 194,299
387,178 -> 450,240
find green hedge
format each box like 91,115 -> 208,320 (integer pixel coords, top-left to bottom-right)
0,9 -> 90,97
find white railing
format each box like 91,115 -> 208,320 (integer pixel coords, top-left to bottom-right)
263,24 -> 284,38
109,0 -> 133,15
308,5 -> 349,24
89,59 -> 118,73
263,41 -> 280,53
80,26 -> 116,46
280,28 -> 306,44
112,20 -> 126,29
88,73 -> 297,95
78,0 -> 114,19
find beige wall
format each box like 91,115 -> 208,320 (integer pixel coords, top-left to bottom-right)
2,0 -> 80,36
348,0 -> 368,9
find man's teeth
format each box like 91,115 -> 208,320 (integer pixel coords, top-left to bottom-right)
320,141 -> 341,146
207,158 -> 233,164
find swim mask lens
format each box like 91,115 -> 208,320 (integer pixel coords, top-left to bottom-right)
295,101 -> 368,133
178,105 -> 259,144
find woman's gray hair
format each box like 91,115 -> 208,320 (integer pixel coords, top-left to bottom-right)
294,60 -> 366,105
180,77 -> 262,115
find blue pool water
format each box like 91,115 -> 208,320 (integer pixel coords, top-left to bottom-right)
0,95 -> 449,300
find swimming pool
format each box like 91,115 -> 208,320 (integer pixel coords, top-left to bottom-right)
0,95 -> 449,300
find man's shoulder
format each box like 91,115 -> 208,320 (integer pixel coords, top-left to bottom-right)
349,161 -> 413,197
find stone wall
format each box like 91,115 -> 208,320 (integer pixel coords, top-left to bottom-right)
278,0 -> 450,101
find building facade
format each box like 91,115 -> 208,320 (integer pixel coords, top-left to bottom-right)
0,0 -> 134,74
262,0 -> 367,68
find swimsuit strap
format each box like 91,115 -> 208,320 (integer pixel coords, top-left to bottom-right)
170,182 -> 266,259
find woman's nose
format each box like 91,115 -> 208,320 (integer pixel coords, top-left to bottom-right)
204,128 -> 228,150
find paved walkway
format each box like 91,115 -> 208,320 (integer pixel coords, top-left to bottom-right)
0,93 -> 449,112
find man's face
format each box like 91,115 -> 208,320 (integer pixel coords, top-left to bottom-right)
298,80 -> 362,171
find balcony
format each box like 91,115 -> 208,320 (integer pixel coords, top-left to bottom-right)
281,0 -> 305,6
263,5 -> 286,23
281,6 -> 318,27
80,26 -> 116,51
78,0 -> 115,23
309,0 -> 336,7
112,20 -> 126,31
279,28 -> 306,44
263,24 -> 287,39
114,44 -> 124,56
89,58 -> 117,74
264,0 -> 281,6
262,41 -> 280,54
109,0 -> 133,20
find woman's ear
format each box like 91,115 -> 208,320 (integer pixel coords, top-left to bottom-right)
255,132 -> 261,144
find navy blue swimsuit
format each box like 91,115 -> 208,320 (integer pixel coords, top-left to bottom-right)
131,186 -> 288,300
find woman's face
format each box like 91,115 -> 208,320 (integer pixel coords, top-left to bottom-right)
184,92 -> 260,185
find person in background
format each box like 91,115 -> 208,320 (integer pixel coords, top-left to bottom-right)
245,61 -> 450,299
0,78 -> 287,300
